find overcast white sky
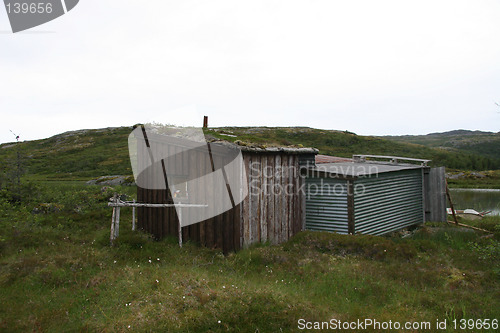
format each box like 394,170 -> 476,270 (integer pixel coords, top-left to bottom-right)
1,0 -> 499,144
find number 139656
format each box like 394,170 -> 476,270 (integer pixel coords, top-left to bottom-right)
6,2 -> 53,14
452,318 -> 498,330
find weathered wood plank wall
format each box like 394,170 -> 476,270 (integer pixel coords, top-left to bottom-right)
424,166 -> 447,222
137,147 -> 307,252
240,153 -> 305,247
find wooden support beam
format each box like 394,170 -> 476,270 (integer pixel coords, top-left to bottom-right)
178,208 -> 183,248
445,181 -> 458,225
447,221 -> 492,233
108,194 -> 208,247
115,207 -> 121,239
108,198 -> 205,247
108,202 -> 207,208
110,207 -> 116,245
132,199 -> 136,231
110,195 -> 117,245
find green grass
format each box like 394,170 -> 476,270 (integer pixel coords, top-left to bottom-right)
207,127 -> 500,170
447,170 -> 500,189
0,183 -> 499,332
0,127 -> 133,180
1,126 -> 498,187
383,130 -> 500,162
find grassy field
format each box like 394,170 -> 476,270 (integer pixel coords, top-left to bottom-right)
1,126 -> 499,185
382,130 -> 500,162
1,182 -> 499,332
207,127 -> 500,170
0,126 -> 499,331
446,170 -> 500,189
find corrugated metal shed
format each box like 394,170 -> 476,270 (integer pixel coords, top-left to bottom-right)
354,170 -> 423,235
305,155 -> 445,235
305,177 -> 349,234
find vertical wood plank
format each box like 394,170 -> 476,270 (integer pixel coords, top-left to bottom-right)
281,154 -> 288,243
300,165 -> 306,232
223,208 -> 233,254
238,152 -> 246,249
274,154 -> 281,244
260,156 -> 268,243
137,187 -> 143,230
250,155 -> 261,244
233,203 -> 241,251
294,155 -> 302,235
242,154 -> 251,247
267,155 -> 275,244
203,149 -> 214,248
215,214 -> 224,249
152,143 -> 159,239
288,155 -> 295,239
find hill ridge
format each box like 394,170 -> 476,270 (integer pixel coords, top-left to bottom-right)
0,125 -> 498,181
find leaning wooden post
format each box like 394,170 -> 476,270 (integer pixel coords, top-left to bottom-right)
132,199 -> 136,231
445,181 -> 458,225
115,204 -> 121,239
178,207 -> 183,248
110,194 -> 117,245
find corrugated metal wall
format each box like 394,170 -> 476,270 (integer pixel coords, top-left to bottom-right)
354,169 -> 423,235
298,153 -> 316,168
305,177 -> 349,234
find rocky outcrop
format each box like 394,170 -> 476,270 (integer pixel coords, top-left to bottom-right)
86,175 -> 135,186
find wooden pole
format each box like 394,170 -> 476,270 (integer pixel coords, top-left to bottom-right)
115,206 -> 121,238
108,202 -> 207,208
445,181 -> 458,225
132,199 -> 136,231
110,207 -> 116,245
110,195 -> 117,245
178,208 -> 183,248
107,199 -> 206,247
447,221 -> 492,233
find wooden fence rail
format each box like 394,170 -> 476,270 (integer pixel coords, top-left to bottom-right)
107,195 -> 207,247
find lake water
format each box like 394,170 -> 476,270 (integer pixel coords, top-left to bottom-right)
448,189 -> 500,216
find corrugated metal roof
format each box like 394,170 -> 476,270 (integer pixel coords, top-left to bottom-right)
315,155 -> 353,164
310,161 -> 425,177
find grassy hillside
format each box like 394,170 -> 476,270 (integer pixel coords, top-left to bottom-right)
0,182 -> 499,332
1,127 -> 499,330
0,127 -> 133,180
382,130 -> 500,166
208,127 -> 500,170
0,126 -> 498,185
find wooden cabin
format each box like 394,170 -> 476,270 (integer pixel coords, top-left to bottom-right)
135,129 -> 317,253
